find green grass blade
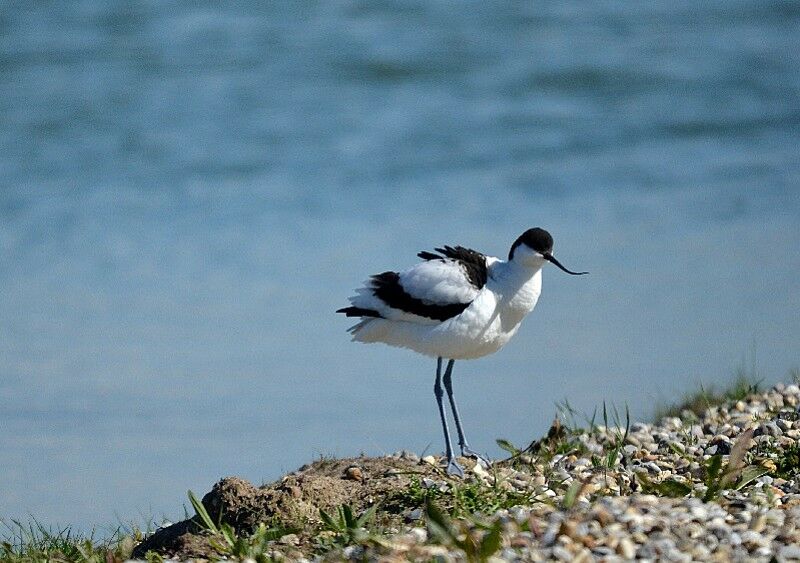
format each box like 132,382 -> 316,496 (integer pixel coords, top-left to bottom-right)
736,465 -> 769,491
496,438 -> 520,456
478,522 -> 502,560
355,504 -> 378,528
424,502 -> 457,544
187,490 -> 219,534
319,509 -> 338,532
561,480 -> 582,509
705,454 -> 723,483
341,505 -> 355,529
655,479 -> 692,497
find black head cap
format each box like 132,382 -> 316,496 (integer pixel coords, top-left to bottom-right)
509,228 -> 553,260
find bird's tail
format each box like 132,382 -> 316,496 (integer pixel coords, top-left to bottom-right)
346,318 -> 386,342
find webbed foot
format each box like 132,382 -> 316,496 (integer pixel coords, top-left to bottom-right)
445,457 -> 465,478
461,446 -> 491,468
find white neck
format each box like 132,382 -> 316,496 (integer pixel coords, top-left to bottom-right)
490,259 -> 543,309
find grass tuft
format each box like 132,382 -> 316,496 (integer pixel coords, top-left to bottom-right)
652,372 -> 762,421
0,518 -> 139,563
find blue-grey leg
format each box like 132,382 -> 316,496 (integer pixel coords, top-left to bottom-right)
443,359 -> 490,467
434,357 -> 464,477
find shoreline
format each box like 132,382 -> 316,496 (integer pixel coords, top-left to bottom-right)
4,378 -> 800,561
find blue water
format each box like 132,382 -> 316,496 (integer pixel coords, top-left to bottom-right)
1,1 -> 799,531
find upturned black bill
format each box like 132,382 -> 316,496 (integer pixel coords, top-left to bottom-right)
544,253 -> 588,276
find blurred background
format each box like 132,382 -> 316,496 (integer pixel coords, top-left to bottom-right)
1,0 -> 798,532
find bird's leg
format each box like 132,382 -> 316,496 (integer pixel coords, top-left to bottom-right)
443,359 -> 490,467
434,357 -> 464,477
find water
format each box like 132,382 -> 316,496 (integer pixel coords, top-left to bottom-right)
1,1 -> 799,531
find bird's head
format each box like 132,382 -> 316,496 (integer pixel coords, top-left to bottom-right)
508,227 -> 588,275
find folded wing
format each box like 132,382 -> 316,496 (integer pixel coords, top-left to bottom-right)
338,246 -> 489,324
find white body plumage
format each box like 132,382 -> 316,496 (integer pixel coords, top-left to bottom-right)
344,248 -> 545,360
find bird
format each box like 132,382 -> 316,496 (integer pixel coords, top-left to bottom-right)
337,227 -> 587,476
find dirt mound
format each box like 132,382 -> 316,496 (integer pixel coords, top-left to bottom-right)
132,454 -> 449,559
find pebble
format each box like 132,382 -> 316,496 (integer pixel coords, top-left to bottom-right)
617,537 -> 636,558
780,544 -> 800,560
408,527 -> 427,542
472,462 -> 490,479
405,508 -> 423,522
343,465 -> 363,481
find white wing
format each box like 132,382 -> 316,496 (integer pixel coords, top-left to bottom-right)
346,257 -> 487,325
399,259 -> 479,305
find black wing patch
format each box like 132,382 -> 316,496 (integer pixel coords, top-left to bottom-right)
416,245 -> 488,290
370,271 -> 470,322
336,306 -> 383,318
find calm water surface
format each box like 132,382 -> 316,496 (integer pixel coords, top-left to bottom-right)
1,1 -> 799,530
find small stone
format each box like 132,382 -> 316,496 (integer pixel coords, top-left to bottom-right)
761,459 -> 777,473
642,461 -> 662,473
342,545 -> 362,558
749,513 -> 766,533
754,546 -> 772,558
592,506 -> 614,526
344,466 -> 363,481
472,462 -> 490,479
779,544 -> 800,560
552,546 -> 573,561
558,520 -> 578,540
770,485 -> 785,498
510,535 -> 531,548
692,545 -> 711,560
422,455 -> 437,466
406,508 -> 423,522
754,422 -> 783,437
689,505 -> 708,520
409,527 -> 427,542
740,530 -> 768,548
765,509 -> 785,526
617,537 -> 636,559
279,533 -> 300,546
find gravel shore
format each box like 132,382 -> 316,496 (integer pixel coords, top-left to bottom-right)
133,381 -> 800,562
